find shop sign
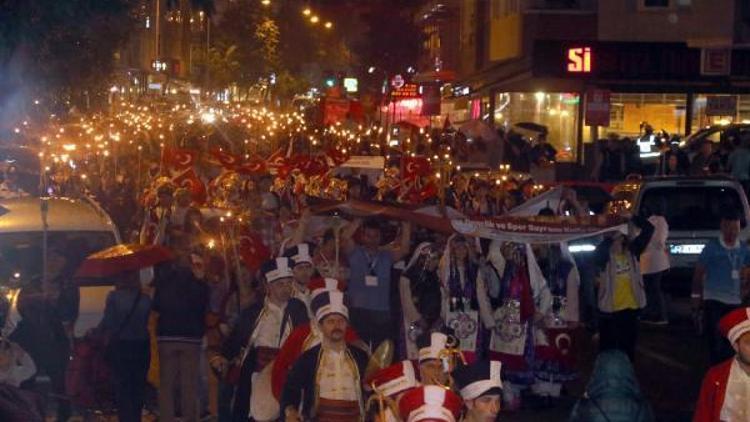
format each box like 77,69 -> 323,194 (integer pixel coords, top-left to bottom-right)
567,47 -> 592,73
391,74 -> 405,89
701,49 -> 731,76
705,96 -> 737,116
585,89 -> 611,126
391,83 -> 420,99
343,78 -> 359,93
452,85 -> 471,97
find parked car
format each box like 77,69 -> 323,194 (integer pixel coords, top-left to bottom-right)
0,197 -> 121,337
683,123 -> 750,153
571,176 -> 750,293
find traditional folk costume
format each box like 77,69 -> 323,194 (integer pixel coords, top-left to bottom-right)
476,241 -> 551,409
439,236 -> 485,363
695,307 -> 750,422
283,243 -> 316,313
415,331 -> 462,389
399,243 -> 446,360
280,290 -> 369,421
532,244 -> 581,398
365,360 -> 420,422
270,278 -> 360,400
212,258 -> 309,422
398,385 -> 463,422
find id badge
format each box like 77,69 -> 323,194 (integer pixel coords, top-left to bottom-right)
732,269 -> 740,280
365,275 -> 379,286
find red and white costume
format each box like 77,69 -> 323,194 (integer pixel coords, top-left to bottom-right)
694,307 -> 750,422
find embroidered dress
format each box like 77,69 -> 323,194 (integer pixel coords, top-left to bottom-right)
533,258 -> 579,385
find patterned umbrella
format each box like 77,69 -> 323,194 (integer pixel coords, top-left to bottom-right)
75,243 -> 173,278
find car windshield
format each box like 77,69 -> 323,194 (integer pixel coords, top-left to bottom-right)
640,186 -> 743,231
0,231 -> 116,285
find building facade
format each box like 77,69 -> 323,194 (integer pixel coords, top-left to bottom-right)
424,0 -> 750,166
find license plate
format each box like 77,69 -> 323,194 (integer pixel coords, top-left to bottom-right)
669,244 -> 705,255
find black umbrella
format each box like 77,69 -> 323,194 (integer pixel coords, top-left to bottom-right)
514,122 -> 548,134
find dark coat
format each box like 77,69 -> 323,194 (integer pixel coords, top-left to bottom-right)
280,343 -> 369,421
152,266 -> 209,341
223,298 -> 309,422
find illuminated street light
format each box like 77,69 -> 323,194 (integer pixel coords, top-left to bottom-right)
325,21 -> 333,29
303,8 -> 311,16
261,0 -> 271,6
310,15 -> 319,24
368,66 -> 376,74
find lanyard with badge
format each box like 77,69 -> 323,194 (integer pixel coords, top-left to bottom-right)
727,247 -> 743,282
365,250 -> 379,287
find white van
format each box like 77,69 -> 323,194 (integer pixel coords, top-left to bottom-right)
0,197 -> 121,337
608,176 -> 750,278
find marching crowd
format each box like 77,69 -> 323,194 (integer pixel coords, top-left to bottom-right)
0,117 -> 749,422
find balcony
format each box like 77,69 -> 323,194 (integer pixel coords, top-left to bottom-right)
525,0 -> 596,13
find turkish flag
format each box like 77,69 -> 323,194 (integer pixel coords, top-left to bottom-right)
162,147 -> 197,170
402,156 -> 432,180
293,155 -> 329,177
238,227 -> 270,271
209,149 -> 241,170
172,168 -> 207,205
324,148 -> 349,167
235,158 -> 267,175
266,148 -> 289,168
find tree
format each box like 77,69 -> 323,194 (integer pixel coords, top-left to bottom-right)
0,0 -> 140,116
206,43 -> 240,91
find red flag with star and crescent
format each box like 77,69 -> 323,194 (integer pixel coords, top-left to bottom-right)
324,148 -> 349,167
235,158 -> 267,175
266,148 -> 289,169
172,168 -> 207,205
402,156 -> 432,181
209,149 -> 241,170
162,147 -> 198,171
238,227 -> 270,271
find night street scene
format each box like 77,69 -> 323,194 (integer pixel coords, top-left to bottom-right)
2,0 -> 750,421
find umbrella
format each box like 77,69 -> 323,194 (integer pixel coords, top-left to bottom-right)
459,120 -> 498,141
75,243 -> 174,278
514,122 -> 548,134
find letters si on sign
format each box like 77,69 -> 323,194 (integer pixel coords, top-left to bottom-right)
567,47 -> 592,73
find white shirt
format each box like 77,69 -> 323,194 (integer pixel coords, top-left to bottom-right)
250,300 -> 288,349
640,215 -> 670,275
720,359 -> 750,421
318,348 -> 358,401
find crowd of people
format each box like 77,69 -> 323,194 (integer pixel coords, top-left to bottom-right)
0,106 -> 748,422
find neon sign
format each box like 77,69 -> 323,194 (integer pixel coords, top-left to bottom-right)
567,47 -> 592,73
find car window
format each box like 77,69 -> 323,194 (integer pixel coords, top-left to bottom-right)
639,186 -> 743,231
0,231 -> 117,284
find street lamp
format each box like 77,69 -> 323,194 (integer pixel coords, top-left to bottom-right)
368,66 -> 376,74
310,15 -> 319,24
261,0 -> 271,6
303,8 -> 311,16
324,21 -> 333,29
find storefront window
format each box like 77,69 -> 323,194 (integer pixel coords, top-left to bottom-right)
494,92 -> 580,162
583,93 -> 687,142
691,94 -> 750,131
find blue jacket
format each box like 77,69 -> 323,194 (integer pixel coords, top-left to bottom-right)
569,350 -> 654,422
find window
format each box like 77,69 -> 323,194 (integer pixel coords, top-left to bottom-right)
640,186 -> 743,231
